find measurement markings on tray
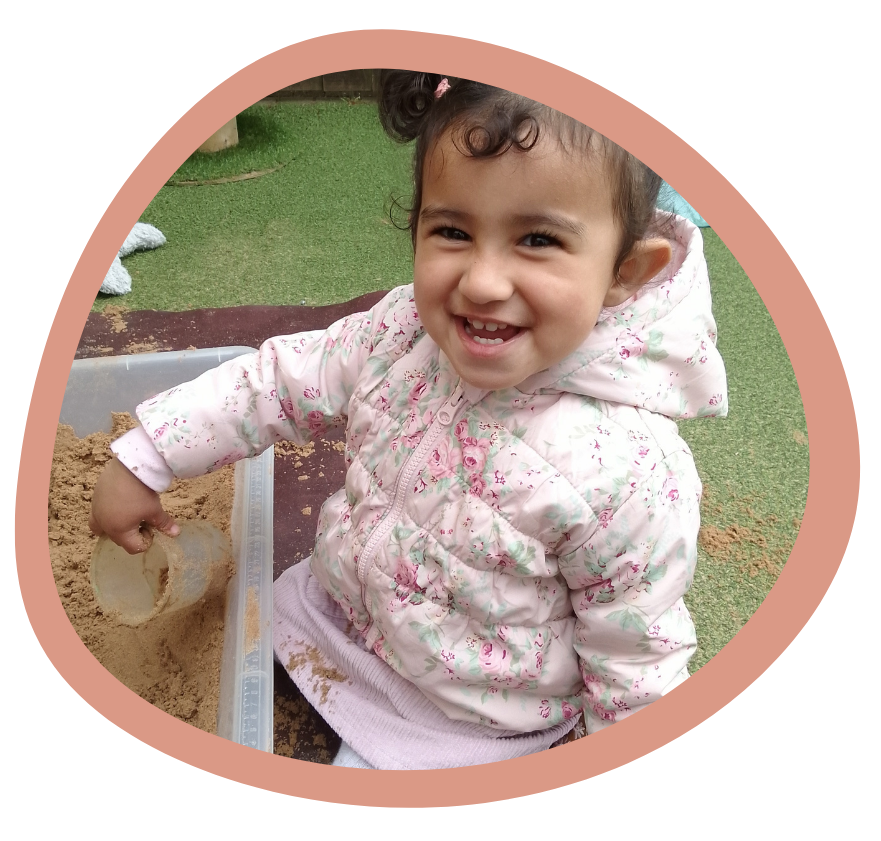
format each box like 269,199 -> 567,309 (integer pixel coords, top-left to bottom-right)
239,674 -> 263,748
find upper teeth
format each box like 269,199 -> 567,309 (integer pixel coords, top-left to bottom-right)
468,319 -> 507,331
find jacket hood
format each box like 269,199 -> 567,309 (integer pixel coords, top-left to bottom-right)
517,215 -> 728,420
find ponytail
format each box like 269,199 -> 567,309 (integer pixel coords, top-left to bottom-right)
378,70 -> 448,144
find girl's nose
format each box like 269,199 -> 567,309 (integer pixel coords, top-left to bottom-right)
458,253 -> 514,304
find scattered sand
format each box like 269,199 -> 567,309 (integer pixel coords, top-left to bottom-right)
274,440 -> 315,460
698,486 -> 796,579
273,661 -> 339,762
699,523 -> 782,578
102,304 -> 129,334
125,338 -> 170,354
286,646 -> 348,707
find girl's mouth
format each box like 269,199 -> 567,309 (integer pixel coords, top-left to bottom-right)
461,317 -> 522,345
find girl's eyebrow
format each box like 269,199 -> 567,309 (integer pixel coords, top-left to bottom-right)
419,205 -> 467,225
419,206 -> 585,238
513,213 -> 585,238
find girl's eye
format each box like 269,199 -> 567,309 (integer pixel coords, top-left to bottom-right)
522,232 -> 559,248
435,226 -> 469,241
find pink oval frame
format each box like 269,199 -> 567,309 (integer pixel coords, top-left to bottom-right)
16,30 -> 858,806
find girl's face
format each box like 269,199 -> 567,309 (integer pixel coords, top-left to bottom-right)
413,132 -> 630,391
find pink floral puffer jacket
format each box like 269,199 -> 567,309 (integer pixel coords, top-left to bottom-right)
137,216 -> 727,734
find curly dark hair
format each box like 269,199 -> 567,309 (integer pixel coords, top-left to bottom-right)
378,69 -> 669,279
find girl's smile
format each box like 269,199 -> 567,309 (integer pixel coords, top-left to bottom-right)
455,315 -> 525,356
412,132 -> 668,392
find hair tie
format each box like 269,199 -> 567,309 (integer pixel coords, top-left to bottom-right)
434,77 -> 451,99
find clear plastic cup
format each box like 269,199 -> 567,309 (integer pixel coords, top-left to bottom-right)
90,521 -> 232,626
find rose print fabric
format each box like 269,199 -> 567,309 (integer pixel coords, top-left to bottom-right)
136,215 -> 727,734
275,558 -> 576,769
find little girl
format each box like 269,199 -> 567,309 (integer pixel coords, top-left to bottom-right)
90,70 -> 727,770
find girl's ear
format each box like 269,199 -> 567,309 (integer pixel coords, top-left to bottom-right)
604,238 -> 673,307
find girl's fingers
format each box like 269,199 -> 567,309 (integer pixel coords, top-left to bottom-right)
87,512 -> 104,538
147,509 -> 180,537
117,524 -> 152,555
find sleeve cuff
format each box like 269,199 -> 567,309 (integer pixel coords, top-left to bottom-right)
110,426 -> 175,493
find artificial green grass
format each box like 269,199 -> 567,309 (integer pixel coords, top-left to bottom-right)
95,102 -> 414,311
169,103 -> 322,184
679,230 -> 807,670
95,101 -> 808,673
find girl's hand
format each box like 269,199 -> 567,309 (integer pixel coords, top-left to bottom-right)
88,457 -> 180,554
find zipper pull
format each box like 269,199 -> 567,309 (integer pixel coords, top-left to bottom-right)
437,381 -> 465,426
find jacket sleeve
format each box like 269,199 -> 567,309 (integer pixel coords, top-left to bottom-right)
558,449 -> 700,734
135,286 -> 419,479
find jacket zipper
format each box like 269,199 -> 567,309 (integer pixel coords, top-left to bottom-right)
356,380 -> 466,590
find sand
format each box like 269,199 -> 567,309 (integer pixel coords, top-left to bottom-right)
49,413 -> 236,733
